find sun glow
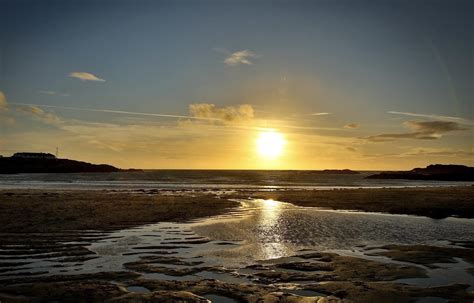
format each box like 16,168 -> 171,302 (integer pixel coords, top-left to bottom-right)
256,130 -> 286,159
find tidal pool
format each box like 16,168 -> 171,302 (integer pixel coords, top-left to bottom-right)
0,198 -> 473,291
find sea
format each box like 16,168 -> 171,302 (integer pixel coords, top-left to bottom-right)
0,170 -> 472,190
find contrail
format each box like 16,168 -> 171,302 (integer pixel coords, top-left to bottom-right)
9,102 -> 348,133
387,111 -> 472,124
9,103 -> 221,121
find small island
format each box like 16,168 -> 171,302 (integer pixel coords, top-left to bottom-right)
0,152 -> 123,174
367,164 -> 474,181
320,169 -> 359,174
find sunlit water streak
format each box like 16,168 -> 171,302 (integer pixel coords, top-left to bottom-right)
0,170 -> 472,190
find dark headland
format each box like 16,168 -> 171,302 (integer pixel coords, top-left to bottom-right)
367,164 -> 474,181
320,169 -> 359,174
0,152 -> 127,174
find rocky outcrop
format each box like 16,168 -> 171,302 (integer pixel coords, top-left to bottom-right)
320,169 -> 359,175
367,164 -> 474,181
0,157 -> 122,174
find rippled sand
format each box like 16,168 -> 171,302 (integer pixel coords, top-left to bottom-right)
0,189 -> 473,302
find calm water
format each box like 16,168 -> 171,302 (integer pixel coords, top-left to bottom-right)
0,170 -> 472,190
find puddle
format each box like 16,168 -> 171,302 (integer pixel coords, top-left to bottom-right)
126,286 -> 151,293
203,294 -> 239,303
142,272 -> 199,281
396,258 -> 474,291
1,198 -> 473,292
285,289 -> 327,297
197,271 -> 252,284
415,297 -> 448,303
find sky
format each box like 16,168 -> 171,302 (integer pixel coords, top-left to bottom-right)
0,0 -> 472,170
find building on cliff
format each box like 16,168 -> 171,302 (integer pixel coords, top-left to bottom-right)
12,152 -> 56,159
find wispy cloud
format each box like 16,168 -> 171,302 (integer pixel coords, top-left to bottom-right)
361,148 -> 474,160
39,91 -> 70,97
365,120 -> 468,142
310,112 -> 331,116
0,91 -> 13,126
188,103 -> 254,125
69,72 -> 105,82
388,111 -> 469,123
223,50 -> 260,66
8,103 -> 221,122
402,148 -> 474,158
16,105 -> 62,125
0,91 -> 7,112
344,123 -> 359,129
346,146 -> 357,152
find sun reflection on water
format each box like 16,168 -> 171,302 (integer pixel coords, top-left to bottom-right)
257,199 -> 289,259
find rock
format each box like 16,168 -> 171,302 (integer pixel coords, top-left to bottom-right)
248,292 -> 352,303
366,164 -> 474,181
0,156 -> 123,174
369,244 -> 474,268
110,291 -> 210,303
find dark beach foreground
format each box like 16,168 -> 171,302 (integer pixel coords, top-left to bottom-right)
0,190 -> 238,233
0,188 -> 473,302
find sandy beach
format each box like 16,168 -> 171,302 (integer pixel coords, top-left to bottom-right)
0,187 -> 473,302
0,190 -> 239,233
238,186 -> 474,219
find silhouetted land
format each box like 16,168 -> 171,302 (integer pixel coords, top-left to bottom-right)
0,157 -> 122,174
367,164 -> 474,181
241,186 -> 474,219
321,169 -> 359,174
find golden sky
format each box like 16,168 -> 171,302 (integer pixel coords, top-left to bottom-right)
0,1 -> 472,170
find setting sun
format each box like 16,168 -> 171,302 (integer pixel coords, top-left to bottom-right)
256,130 -> 286,159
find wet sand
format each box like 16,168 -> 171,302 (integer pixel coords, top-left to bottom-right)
0,188 -> 473,302
238,186 -> 474,219
0,190 -> 239,233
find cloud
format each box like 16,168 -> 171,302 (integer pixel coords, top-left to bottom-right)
310,112 -> 331,116
189,103 -> 254,124
16,105 -> 62,125
344,123 -> 359,129
0,92 -> 15,126
224,50 -> 259,66
39,91 -> 71,97
405,120 -> 466,133
402,148 -> 474,158
0,91 -> 7,112
388,111 -> 469,123
69,72 -> 105,82
0,116 -> 15,126
365,120 -> 468,142
9,102 -> 221,121
39,91 -> 56,95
